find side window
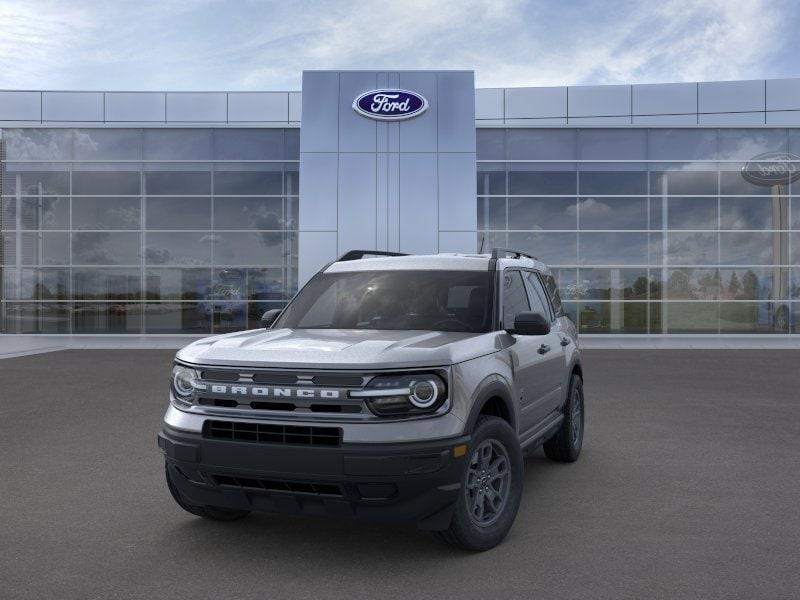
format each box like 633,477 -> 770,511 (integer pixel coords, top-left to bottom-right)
523,271 -> 551,320
502,270 -> 530,328
543,274 -> 564,317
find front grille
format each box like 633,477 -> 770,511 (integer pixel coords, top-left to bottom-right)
203,420 -> 342,447
212,474 -> 344,497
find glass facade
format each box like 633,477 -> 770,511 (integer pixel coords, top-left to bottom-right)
477,128 -> 800,335
0,128 -> 299,334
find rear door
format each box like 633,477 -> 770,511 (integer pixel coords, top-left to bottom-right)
501,269 -> 554,435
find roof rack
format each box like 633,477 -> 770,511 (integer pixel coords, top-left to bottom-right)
337,250 -> 410,262
490,247 -> 538,261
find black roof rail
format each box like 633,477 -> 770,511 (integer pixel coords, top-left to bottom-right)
490,247 -> 538,261
337,249 -> 410,262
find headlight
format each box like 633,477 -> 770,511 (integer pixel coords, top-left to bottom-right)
171,364 -> 201,405
350,373 -> 447,416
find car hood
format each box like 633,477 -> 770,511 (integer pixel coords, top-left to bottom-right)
176,328 -> 500,370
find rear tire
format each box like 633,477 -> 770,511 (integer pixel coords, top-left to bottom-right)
165,464 -> 250,522
543,375 -> 584,462
435,416 -> 523,551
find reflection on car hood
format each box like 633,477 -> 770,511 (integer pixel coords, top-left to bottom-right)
176,328 -> 500,369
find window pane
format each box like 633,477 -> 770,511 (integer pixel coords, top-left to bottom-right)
507,232 -> 577,265
506,129 -> 576,160
667,197 -> 718,230
21,197 -> 69,230
577,268 -> 649,300
502,270 -> 530,326
144,171 -> 210,195
213,197 -> 284,230
213,232 -> 291,265
477,197 -> 506,230
144,303 -> 212,334
508,197 -> 576,230
285,129 -> 300,159
719,267 -> 784,300
13,171 -> 70,195
476,166 -> 505,195
508,170 -> 576,195
579,233 -> 648,265
3,129 -> 73,160
476,129 -> 504,160
2,198 -> 16,229
3,302 -> 71,333
718,129 -> 788,160
666,268 -> 720,300
72,232 -> 140,265
578,302 -> 648,334
579,171 -> 647,195
214,170 -> 282,195
17,232 -> 70,265
247,268 -> 287,301
578,197 -> 647,230
73,129 -> 142,160
145,268 -> 212,300
3,268 -> 69,300
145,197 -> 211,230
143,129 -> 212,160
647,129 -> 717,161
211,303 -> 248,333
650,170 -> 717,195
145,232 -> 213,265
664,302 -> 719,333
720,168 -> 775,196
72,197 -> 140,230
214,129 -> 284,160
73,268 -> 141,300
73,303 -> 142,333
720,232 -> 776,265
578,129 -> 646,160
72,171 -> 140,195
210,268 -> 247,301
720,197 -> 780,230
667,232 -> 719,265
720,302 -> 788,334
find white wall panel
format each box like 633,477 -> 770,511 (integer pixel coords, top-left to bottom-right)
632,82 -> 696,115
298,231 -> 338,285
299,153 -> 338,231
166,93 -> 226,122
505,86 -> 567,119
105,92 -> 165,122
399,153 -> 438,254
438,153 -> 476,231
568,85 -> 630,117
766,79 -> 800,111
475,88 -> 504,120
0,91 -> 41,121
699,80 -> 764,114
42,92 -> 103,121
228,92 -> 288,122
337,153 -> 377,253
439,231 -> 476,253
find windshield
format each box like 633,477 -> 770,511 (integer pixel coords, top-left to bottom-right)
275,270 -> 494,333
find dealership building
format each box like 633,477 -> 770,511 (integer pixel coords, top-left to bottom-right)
1,70 -> 799,338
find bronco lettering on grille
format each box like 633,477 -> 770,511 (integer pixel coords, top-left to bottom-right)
208,385 -> 341,399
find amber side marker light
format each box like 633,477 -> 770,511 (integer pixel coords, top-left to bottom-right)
453,444 -> 467,458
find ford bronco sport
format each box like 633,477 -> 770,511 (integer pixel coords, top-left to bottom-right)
159,248 -> 584,551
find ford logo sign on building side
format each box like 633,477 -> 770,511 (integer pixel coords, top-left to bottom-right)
353,89 -> 428,121
741,152 -> 800,187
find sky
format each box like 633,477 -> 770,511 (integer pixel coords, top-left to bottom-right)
0,0 -> 798,91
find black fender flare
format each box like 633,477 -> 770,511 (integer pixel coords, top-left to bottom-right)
463,378 -> 517,434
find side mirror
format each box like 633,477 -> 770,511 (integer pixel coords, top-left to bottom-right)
260,309 -> 282,329
509,311 -> 550,336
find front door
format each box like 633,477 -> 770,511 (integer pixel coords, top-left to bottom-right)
501,269 -> 557,435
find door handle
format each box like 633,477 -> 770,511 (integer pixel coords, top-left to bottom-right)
560,337 -> 571,347
537,344 -> 551,354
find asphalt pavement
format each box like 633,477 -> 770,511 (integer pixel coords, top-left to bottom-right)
1,349 -> 799,600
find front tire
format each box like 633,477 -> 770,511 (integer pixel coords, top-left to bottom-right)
435,416 -> 523,551
543,374 -> 584,462
165,464 -> 250,522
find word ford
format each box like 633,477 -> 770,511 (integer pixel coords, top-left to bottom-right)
371,93 -> 410,113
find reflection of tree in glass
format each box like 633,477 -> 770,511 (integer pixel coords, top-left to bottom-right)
632,276 -> 648,299
727,272 -> 741,298
741,270 -> 759,300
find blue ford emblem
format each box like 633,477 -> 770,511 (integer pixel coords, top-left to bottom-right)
741,152 -> 800,186
353,89 -> 428,121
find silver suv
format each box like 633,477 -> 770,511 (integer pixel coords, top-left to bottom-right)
159,248 -> 584,551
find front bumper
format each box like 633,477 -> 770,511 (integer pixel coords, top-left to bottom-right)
158,424 -> 470,530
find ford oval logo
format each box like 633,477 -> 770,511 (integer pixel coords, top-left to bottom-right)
353,89 -> 428,121
741,152 -> 800,186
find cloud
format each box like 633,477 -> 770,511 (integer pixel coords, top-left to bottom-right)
0,0 -> 795,90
